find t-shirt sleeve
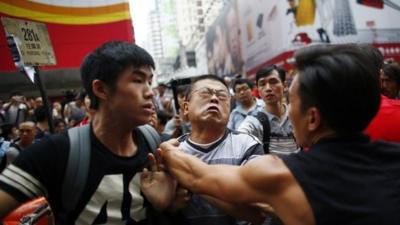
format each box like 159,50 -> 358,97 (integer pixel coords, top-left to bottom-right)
237,116 -> 263,142
240,143 -> 265,165
0,134 -> 69,203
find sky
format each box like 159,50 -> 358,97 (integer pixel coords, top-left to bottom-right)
129,0 -> 153,47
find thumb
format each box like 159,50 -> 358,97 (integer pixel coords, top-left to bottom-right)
141,168 -> 150,181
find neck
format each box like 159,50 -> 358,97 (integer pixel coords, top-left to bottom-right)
309,129 -> 337,146
37,122 -> 49,131
265,102 -> 285,118
189,125 -> 226,144
92,108 -> 138,157
241,98 -> 256,111
19,141 -> 31,148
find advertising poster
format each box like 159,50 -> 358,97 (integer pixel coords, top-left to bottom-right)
206,0 -> 244,77
237,0 -> 400,75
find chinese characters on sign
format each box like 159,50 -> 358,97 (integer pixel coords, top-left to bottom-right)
1,17 -> 56,66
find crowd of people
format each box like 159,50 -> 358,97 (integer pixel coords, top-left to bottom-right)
0,41 -> 399,225
0,90 -> 93,171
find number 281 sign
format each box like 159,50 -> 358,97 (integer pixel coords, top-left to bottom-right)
1,17 -> 56,66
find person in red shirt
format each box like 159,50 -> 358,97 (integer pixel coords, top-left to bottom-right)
365,95 -> 400,142
360,44 -> 400,142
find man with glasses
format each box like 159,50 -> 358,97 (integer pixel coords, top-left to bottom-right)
238,65 -> 298,155
173,74 -> 264,225
159,44 -> 400,225
228,79 -> 264,131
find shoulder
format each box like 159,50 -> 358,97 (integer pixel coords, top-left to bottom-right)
242,155 -> 294,193
229,107 -> 243,117
230,130 -> 262,145
255,99 -> 265,107
241,115 -> 260,125
13,133 -> 70,169
238,115 -> 262,130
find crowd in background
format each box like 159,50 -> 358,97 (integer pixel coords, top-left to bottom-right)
0,41 -> 399,225
1,59 -> 399,171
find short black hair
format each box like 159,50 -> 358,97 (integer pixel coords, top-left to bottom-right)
357,44 -> 384,77
80,41 -> 155,109
53,118 -> 66,126
382,63 -> 400,85
156,110 -> 169,126
34,105 -> 48,122
232,78 -> 254,92
294,44 -> 380,134
77,90 -> 87,102
256,65 -> 286,85
176,84 -> 190,97
186,74 -> 228,100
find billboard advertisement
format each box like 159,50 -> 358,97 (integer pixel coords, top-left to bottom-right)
206,0 -> 244,77
0,0 -> 133,72
237,0 -> 400,75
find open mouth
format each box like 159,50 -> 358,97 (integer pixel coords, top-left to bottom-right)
265,94 -> 275,99
207,105 -> 220,113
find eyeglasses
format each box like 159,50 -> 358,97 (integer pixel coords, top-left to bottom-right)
235,86 -> 250,93
189,87 -> 230,101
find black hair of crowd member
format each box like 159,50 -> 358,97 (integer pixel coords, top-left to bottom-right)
77,90 -> 87,102
294,44 -> 380,134
382,63 -> 400,85
256,65 -> 286,85
80,41 -> 155,110
156,110 -> 170,126
357,44 -> 384,76
232,78 -> 254,92
34,105 -> 48,122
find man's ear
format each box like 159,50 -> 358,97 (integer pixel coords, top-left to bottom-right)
307,107 -> 321,131
182,101 -> 189,118
92,79 -> 109,102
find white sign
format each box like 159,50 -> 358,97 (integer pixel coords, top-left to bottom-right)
1,17 -> 56,66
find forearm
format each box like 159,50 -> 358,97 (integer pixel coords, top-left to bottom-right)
201,195 -> 266,225
160,140 -> 274,205
163,150 -> 246,203
163,150 -> 207,193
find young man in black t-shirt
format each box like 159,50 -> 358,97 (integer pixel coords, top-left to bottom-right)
0,41 -> 176,224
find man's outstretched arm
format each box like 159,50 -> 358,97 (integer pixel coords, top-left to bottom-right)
159,139 -> 316,225
159,139 -> 287,205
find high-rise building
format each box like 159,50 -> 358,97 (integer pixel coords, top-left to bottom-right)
148,9 -> 164,59
176,0 -> 225,49
145,0 -> 179,82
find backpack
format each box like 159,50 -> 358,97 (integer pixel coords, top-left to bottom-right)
0,138 -> 11,172
61,124 -> 161,212
255,112 -> 271,154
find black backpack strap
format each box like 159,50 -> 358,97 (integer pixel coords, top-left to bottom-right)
9,142 -> 22,153
62,124 -> 91,212
0,154 -> 6,173
256,112 -> 271,154
138,125 -> 161,153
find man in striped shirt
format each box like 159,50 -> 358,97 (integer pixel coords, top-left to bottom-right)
174,75 -> 264,225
